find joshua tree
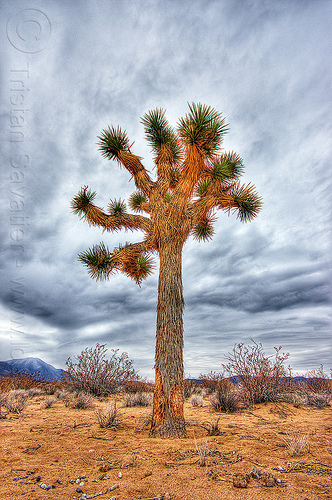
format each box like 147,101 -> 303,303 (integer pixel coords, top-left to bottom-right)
71,103 -> 262,437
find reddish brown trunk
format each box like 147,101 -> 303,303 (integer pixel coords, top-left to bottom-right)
150,243 -> 186,438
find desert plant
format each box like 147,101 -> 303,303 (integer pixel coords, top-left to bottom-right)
41,397 -> 57,409
190,394 -> 204,407
199,370 -> 226,393
72,103 -> 262,437
304,365 -> 332,394
95,402 -> 121,429
282,433 -> 310,456
71,393 -> 95,409
3,390 -> 28,414
210,381 -> 242,413
122,392 -> 153,407
194,437 -> 211,466
307,392 -> 331,408
65,343 -> 139,397
222,341 -> 291,404
200,417 -> 224,436
0,371 -> 45,392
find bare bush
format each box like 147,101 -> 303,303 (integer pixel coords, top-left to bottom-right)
41,397 -> 57,409
200,417 -> 224,436
3,390 -> 28,414
122,392 -> 152,407
194,438 -> 211,466
199,370 -> 225,393
307,392 -> 331,408
71,393 -> 95,409
65,343 -> 140,397
222,341 -> 291,404
210,381 -> 242,413
282,433 -> 310,456
190,394 -> 204,407
95,402 -> 121,429
304,365 -> 332,395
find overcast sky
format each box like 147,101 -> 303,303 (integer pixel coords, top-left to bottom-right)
1,0 -> 331,379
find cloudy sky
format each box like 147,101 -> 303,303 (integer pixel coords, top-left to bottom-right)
0,0 -> 331,379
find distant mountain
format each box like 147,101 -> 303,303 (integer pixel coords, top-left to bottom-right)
0,357 -> 65,381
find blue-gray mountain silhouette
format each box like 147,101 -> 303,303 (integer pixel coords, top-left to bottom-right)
0,357 -> 65,381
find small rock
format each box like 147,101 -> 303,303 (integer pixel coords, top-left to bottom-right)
76,479 -> 81,484
76,487 -> 83,493
79,482 -> 84,487
109,497 -> 117,500
109,484 -> 119,491
36,476 -> 41,482
56,478 -> 63,484
69,479 -> 75,484
39,483 -> 48,490
233,473 -> 250,488
118,472 -> 122,479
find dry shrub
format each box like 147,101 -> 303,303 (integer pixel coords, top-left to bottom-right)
95,402 -> 121,429
199,370 -> 225,393
122,379 -> 154,393
41,397 -> 57,409
304,365 -> 332,394
3,390 -> 28,414
222,341 -> 291,404
194,437 -> 211,466
0,371 -> 45,392
184,379 -> 200,398
307,392 -> 331,408
190,394 -> 204,407
200,417 -> 224,436
71,393 -> 95,409
122,392 -> 152,407
210,380 -> 242,413
282,433 -> 310,456
65,343 -> 140,397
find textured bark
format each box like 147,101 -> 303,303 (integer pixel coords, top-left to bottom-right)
150,243 -> 186,437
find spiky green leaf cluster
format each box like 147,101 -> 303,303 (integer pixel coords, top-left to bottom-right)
123,254 -> 155,286
196,179 -> 211,197
229,183 -> 263,222
192,221 -> 215,241
141,108 -> 182,162
108,198 -> 126,215
212,152 -> 244,180
78,243 -> 113,281
97,126 -> 130,161
71,186 -> 96,216
177,102 -> 228,156
129,192 -> 147,212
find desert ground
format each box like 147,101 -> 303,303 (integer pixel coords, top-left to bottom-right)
1,391 -> 331,500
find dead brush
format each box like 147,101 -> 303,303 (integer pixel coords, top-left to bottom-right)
194,436 -> 211,466
189,394 -> 204,407
210,381 -> 242,413
71,393 -> 95,409
40,397 -> 58,409
282,433 -> 310,456
122,392 -> 152,407
3,390 -> 28,414
95,402 -> 121,429
199,417 -> 225,436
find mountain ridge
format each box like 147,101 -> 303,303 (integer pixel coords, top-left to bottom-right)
0,357 -> 65,381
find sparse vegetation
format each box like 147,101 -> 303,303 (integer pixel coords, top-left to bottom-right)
70,393 -> 95,409
2,390 -> 28,414
210,380 -> 242,413
41,397 -> 58,409
222,340 -> 292,404
122,392 -> 153,407
65,343 -> 140,397
282,433 -> 310,456
95,402 -> 121,429
189,394 -> 204,407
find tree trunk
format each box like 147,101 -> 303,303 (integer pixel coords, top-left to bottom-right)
150,242 -> 186,438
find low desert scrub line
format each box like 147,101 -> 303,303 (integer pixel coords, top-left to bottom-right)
209,383 -> 242,413
122,392 -> 152,407
189,394 -> 204,407
282,433 -> 310,456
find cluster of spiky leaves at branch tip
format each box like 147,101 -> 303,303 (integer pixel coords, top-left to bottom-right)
71,103 -> 262,285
